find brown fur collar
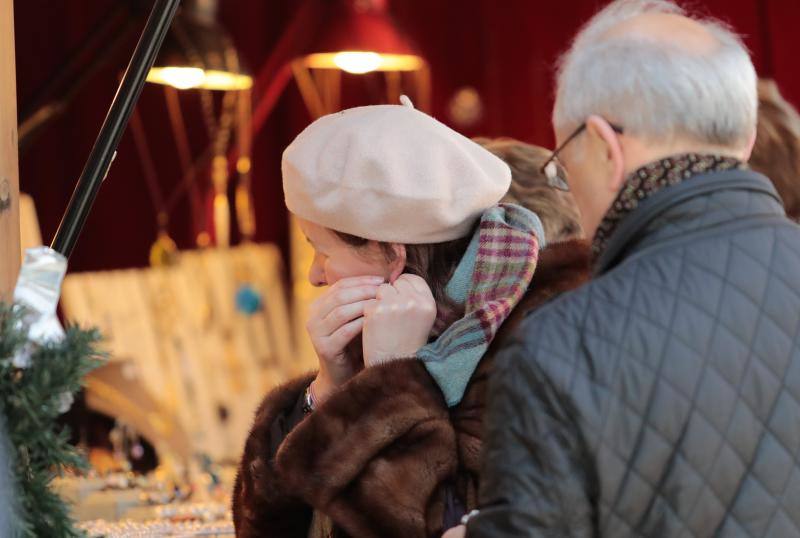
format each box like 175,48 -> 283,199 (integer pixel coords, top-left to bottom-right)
233,374 -> 316,537
520,239 -> 592,318
278,358 -> 455,538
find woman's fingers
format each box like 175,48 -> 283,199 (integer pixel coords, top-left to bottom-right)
326,316 -> 365,351
392,276 -> 419,297
396,273 -> 433,297
442,525 -> 467,538
363,298 -> 378,315
361,275 -> 438,367
393,275 -> 436,310
318,300 -> 370,335
312,282 -> 381,319
376,283 -> 398,300
307,277 -> 381,372
334,275 -> 385,289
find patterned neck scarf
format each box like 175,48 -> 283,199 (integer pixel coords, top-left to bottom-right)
592,153 -> 745,260
419,204 -> 544,407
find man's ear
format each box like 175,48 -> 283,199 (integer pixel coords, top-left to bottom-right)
586,114 -> 626,192
388,243 -> 407,283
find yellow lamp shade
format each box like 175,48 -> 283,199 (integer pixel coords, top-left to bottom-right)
147,66 -> 253,91
146,6 -> 252,91
303,51 -> 425,74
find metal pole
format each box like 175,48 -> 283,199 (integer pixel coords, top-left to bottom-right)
51,0 -> 181,257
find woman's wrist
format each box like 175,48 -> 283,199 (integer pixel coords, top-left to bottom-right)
310,372 -> 336,406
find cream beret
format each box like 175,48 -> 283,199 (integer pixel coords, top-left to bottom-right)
282,97 -> 511,244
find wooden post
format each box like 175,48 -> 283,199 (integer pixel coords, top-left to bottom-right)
0,0 -> 20,300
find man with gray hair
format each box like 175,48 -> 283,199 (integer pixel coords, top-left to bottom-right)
453,0 -> 800,536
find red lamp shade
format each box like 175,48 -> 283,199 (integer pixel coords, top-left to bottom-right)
302,0 -> 425,73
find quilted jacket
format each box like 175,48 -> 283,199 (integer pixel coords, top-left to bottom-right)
468,169 -> 800,537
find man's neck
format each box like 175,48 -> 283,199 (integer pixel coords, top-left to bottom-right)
621,139 -> 748,178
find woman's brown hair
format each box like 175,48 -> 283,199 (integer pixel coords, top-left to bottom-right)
750,79 -> 800,220
474,137 -> 583,242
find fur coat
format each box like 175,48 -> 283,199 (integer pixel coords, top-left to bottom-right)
232,240 -> 591,538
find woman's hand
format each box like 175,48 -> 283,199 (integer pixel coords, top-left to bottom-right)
362,274 -> 437,367
443,525 -> 466,538
442,525 -> 467,538
307,275 -> 384,402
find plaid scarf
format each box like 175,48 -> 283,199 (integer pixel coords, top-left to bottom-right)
419,204 -> 544,407
592,153 -> 745,260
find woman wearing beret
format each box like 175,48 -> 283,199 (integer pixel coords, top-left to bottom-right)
232,99 -> 570,538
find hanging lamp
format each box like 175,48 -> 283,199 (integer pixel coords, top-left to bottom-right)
142,0 -> 255,252
289,0 -> 430,118
302,0 -> 424,75
146,0 -> 253,91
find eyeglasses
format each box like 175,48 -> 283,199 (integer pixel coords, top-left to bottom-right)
540,121 -> 625,191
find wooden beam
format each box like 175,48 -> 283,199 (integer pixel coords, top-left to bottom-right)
0,0 -> 20,300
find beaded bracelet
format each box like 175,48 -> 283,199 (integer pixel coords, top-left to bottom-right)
302,383 -> 316,414
460,509 -> 480,525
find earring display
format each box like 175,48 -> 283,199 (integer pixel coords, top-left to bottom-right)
57,242 -> 292,525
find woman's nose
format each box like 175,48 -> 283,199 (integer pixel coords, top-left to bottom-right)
308,257 -> 327,287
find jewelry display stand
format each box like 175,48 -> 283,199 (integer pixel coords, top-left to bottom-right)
60,243 -> 292,464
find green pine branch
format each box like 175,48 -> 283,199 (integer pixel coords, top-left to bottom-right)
0,302 -> 105,537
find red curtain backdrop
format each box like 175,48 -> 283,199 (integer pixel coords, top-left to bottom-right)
14,0 -> 800,272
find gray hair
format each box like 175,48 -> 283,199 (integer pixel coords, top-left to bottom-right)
553,0 -> 757,147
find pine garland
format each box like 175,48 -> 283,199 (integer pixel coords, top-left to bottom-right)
0,302 -> 104,537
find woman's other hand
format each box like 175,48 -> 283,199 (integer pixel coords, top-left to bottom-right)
443,525 -> 467,538
308,275 -> 383,402
362,274 -> 437,367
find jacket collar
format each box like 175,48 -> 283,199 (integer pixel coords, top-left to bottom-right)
594,169 -> 785,275
592,154 -> 745,258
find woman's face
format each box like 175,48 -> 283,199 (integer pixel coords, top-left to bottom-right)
298,219 -> 398,287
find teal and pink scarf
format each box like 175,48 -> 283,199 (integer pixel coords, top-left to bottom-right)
418,203 -> 544,406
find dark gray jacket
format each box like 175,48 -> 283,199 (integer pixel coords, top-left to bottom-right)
469,169 -> 800,537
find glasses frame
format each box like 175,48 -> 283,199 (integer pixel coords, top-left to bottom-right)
540,121 -> 625,191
